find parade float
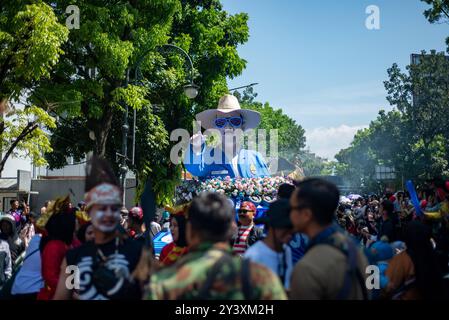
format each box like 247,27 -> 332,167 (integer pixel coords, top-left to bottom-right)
175,175 -> 293,217
152,94 -> 296,256
152,175 -> 295,256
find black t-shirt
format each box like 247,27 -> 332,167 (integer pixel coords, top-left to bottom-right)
66,237 -> 143,300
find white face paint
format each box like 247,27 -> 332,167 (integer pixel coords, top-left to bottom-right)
90,204 -> 121,233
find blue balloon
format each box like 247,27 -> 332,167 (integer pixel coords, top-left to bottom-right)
406,180 -> 423,217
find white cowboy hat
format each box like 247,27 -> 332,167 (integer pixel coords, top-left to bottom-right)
196,94 -> 261,132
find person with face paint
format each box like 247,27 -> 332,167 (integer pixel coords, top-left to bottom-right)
53,158 -> 143,300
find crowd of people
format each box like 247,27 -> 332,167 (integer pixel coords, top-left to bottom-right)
335,186 -> 449,299
0,157 -> 448,300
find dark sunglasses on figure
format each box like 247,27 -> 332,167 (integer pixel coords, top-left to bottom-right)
214,116 -> 244,128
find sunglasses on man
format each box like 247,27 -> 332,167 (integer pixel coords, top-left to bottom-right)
238,209 -> 254,214
214,116 -> 243,128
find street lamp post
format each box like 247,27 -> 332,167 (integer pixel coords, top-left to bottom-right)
229,83 -> 259,91
119,69 -> 130,201
120,44 -> 199,209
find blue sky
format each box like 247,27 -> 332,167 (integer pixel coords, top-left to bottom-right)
221,0 -> 449,159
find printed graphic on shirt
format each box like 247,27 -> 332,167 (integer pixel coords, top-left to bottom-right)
77,253 -> 130,300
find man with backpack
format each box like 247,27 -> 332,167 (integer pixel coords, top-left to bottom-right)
289,178 -> 369,300
146,192 -> 287,300
244,199 -> 294,290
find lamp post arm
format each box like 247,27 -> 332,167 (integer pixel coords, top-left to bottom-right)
162,44 -> 195,83
129,44 -> 197,248
229,83 -> 259,91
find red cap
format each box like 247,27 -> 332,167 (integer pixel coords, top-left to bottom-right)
389,195 -> 396,202
240,201 -> 257,212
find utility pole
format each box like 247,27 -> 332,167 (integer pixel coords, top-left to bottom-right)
120,69 -> 130,206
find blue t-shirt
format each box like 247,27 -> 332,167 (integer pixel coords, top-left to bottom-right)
11,235 -> 43,294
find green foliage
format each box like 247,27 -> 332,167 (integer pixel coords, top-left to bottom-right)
0,1 -> 67,174
243,102 -> 306,160
296,150 -> 330,176
38,0 -> 250,205
0,1 -> 68,102
422,0 -> 449,25
0,105 -> 56,173
336,51 -> 449,191
110,85 -> 149,112
422,0 -> 449,54
233,86 -> 306,173
0,0 -> 67,98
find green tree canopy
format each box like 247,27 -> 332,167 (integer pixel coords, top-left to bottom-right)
234,87 -> 306,164
335,51 -> 449,191
0,1 -> 67,175
243,101 -> 306,161
37,0 -> 249,205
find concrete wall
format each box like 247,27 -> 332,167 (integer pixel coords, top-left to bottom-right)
1,154 -> 32,178
29,178 -> 136,212
44,163 -> 87,178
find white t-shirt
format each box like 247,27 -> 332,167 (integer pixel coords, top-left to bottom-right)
11,234 -> 43,295
244,240 -> 293,289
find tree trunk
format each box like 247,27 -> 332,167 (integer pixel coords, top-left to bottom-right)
93,111 -> 114,157
0,122 -> 38,176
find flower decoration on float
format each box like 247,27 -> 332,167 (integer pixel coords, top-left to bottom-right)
175,176 -> 294,204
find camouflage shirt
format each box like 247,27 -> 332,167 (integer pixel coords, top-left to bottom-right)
145,242 -> 287,300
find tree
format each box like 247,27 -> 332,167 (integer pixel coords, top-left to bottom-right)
296,149 -> 327,176
0,105 -> 56,175
422,0 -> 449,27
233,86 -> 307,173
39,0 -> 250,205
233,85 -> 258,104
335,126 -> 379,192
0,1 -> 67,175
384,52 -> 449,179
34,0 -> 181,158
239,100 -> 306,163
335,51 -> 449,191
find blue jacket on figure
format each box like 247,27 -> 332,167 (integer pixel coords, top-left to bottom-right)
184,142 -> 270,178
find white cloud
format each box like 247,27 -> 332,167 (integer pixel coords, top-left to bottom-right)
305,124 -> 368,160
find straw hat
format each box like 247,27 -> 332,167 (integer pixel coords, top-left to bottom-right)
195,94 -> 261,132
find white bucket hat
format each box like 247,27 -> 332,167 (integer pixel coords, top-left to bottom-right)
195,94 -> 261,132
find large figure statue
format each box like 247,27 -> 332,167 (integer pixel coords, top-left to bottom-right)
184,94 -> 270,179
